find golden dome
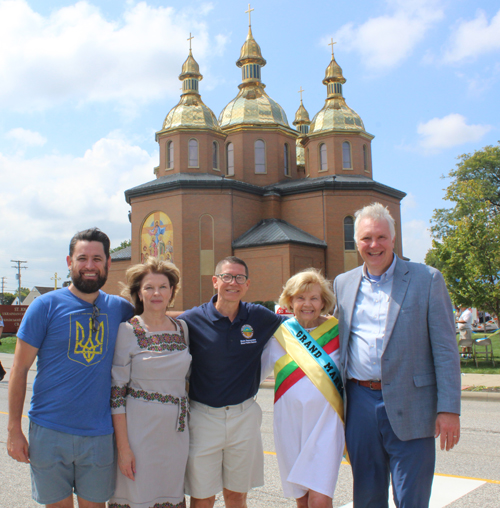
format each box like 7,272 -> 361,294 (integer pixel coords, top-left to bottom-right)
293,100 -> 310,126
180,49 -> 202,80
161,95 -> 221,132
158,47 -> 220,133
323,55 -> 346,85
219,85 -> 290,129
237,27 -> 266,67
309,98 -> 364,133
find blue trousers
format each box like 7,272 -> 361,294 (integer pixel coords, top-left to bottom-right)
346,381 -> 435,508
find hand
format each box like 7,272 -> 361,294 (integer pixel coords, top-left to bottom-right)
435,412 -> 460,451
7,429 -> 30,463
117,447 -> 136,481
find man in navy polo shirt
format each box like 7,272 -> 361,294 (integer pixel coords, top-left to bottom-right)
182,256 -> 284,508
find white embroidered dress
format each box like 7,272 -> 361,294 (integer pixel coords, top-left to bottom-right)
109,316 -> 191,508
261,321 -> 345,500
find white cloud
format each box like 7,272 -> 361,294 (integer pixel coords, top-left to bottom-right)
0,0 -> 222,111
417,113 -> 492,150
443,9 -> 500,63
331,0 -> 443,70
402,219 -> 431,263
5,127 -> 47,147
0,133 -> 156,284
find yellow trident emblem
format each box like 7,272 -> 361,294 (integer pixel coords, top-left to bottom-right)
74,317 -> 104,363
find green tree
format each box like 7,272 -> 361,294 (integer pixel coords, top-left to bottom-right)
427,142 -> 500,320
110,240 -> 131,253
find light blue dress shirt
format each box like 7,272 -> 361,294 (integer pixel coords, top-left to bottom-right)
347,254 -> 397,381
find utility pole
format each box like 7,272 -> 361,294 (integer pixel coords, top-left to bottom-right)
11,260 -> 27,304
1,276 -> 6,304
51,272 -> 61,290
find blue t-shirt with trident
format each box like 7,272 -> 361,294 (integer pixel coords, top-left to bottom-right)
17,287 -> 134,436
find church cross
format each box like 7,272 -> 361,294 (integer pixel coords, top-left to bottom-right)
245,4 -> 254,26
187,32 -> 194,51
298,86 -> 305,102
329,38 -> 336,56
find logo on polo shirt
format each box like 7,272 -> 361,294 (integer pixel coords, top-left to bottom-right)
240,324 -> 257,344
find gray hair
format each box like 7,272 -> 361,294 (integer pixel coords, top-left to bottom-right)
354,203 -> 396,243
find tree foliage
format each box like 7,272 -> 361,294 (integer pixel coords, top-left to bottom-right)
427,142 -> 500,319
110,240 -> 131,253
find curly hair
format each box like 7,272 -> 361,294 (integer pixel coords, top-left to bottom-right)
121,257 -> 181,315
279,268 -> 335,314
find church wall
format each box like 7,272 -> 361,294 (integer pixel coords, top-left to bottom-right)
280,191 -> 326,242
232,192 -> 265,239
102,258 -> 130,297
234,243 -> 326,303
225,129 -> 297,186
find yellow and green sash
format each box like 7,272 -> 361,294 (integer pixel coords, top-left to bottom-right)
273,317 -> 344,423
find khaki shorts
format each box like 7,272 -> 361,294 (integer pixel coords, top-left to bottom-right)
185,398 -> 264,499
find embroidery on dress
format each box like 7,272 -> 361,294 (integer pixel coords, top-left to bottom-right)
127,387 -> 188,432
129,316 -> 187,352
110,385 -> 127,409
109,498 -> 186,507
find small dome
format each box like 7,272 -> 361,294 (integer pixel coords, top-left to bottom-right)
293,101 -> 310,126
323,55 -> 345,85
237,27 -> 266,67
309,98 -> 365,133
161,95 -> 221,132
219,85 -> 289,129
180,50 -> 201,80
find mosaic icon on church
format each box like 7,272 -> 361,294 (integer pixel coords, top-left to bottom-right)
141,211 -> 174,263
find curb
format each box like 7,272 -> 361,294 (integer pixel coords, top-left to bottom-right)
260,380 -> 500,402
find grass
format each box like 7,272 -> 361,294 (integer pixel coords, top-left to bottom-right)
2,333 -> 499,374
458,331 -> 500,374
0,335 -> 17,354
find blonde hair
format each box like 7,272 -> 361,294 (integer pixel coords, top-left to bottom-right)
121,257 -> 181,315
279,268 -> 335,314
354,202 -> 396,243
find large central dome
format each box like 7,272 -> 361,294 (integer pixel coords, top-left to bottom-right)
219,27 -> 290,131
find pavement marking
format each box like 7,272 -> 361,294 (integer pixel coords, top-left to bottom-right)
0,411 -> 28,418
338,475 -> 485,508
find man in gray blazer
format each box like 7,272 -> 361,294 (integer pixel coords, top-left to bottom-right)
333,203 -> 461,508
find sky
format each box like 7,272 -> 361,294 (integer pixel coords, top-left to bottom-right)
1,0 -> 499,293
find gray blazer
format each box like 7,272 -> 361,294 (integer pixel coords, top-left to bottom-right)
333,257 -> 461,441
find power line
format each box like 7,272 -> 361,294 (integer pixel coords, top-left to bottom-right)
11,260 -> 28,303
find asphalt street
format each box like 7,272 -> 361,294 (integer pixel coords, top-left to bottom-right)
0,364 -> 499,507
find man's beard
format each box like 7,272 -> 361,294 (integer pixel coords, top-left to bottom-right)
71,267 -> 108,294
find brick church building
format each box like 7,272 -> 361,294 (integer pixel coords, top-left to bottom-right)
103,23 -> 405,310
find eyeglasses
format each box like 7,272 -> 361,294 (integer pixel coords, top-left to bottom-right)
91,303 -> 100,333
216,273 -> 248,284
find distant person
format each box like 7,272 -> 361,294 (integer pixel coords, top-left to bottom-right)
457,306 -> 473,340
262,269 -> 344,508
180,256 -> 285,508
334,203 -> 461,508
7,228 -> 134,508
0,313 -> 5,381
109,258 -> 190,508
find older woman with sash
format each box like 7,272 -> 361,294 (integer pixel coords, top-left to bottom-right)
262,268 -> 344,508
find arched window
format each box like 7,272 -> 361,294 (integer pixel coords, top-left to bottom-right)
319,143 -> 327,171
342,141 -> 352,169
226,143 -> 234,176
344,216 -> 355,250
188,139 -> 199,167
284,143 -> 290,176
166,141 -> 174,169
363,144 -> 368,172
255,140 -> 266,173
212,141 -> 219,170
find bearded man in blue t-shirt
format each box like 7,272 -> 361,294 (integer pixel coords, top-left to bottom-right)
7,228 -> 134,508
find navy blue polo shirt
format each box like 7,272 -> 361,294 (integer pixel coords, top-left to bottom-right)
181,296 -> 285,408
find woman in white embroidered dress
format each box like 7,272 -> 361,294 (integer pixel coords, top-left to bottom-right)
109,257 -> 191,508
261,268 -> 344,508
